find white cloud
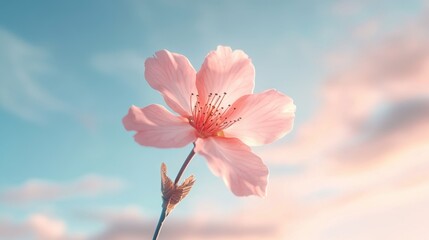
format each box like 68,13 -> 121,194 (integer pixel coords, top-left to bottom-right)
0,27 -> 64,123
0,175 -> 125,205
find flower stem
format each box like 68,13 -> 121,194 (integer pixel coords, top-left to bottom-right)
174,145 -> 196,185
152,145 -> 196,240
152,207 -> 166,240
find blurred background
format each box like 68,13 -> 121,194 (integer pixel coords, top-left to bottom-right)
1,0 -> 429,239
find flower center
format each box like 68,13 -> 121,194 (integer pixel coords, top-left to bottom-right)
188,92 -> 241,137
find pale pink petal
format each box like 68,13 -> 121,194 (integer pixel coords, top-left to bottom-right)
145,50 -> 197,117
196,46 -> 255,108
224,89 -> 296,146
194,137 -> 269,197
123,105 -> 197,148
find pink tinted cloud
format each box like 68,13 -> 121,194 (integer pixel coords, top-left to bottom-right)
0,214 -> 84,240
53,205 -> 273,240
0,175 -> 124,204
262,12 -> 429,165
246,12 -> 429,240
91,217 -> 274,240
28,214 -> 66,240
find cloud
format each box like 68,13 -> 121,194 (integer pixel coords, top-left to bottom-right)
0,218 -> 32,239
261,11 -> 429,165
331,0 -> 365,16
69,205 -> 274,240
90,51 -> 145,86
0,214 -> 82,240
90,217 -> 274,240
268,170 -> 429,240
28,214 -> 67,240
352,19 -> 379,40
0,27 -> 64,123
36,204 -> 273,240
77,205 -> 145,224
0,175 -> 125,205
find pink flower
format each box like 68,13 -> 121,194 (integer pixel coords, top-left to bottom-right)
123,46 -> 296,197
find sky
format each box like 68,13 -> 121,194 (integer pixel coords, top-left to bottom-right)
1,0 -> 429,239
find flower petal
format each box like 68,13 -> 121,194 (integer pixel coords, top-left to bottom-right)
196,46 -> 255,108
123,104 -> 197,148
224,89 -> 296,146
145,50 -> 197,117
194,137 -> 269,197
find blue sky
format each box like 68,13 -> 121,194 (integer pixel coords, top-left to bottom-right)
1,1 -> 429,239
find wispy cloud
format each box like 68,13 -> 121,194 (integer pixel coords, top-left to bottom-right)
331,0 -> 365,16
0,175 -> 125,205
89,50 -> 156,106
0,27 -> 64,123
77,205 -> 145,224
90,51 -> 145,87
261,11 -> 429,165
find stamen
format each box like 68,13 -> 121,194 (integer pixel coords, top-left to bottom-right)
189,92 -> 241,137
189,93 -> 196,121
